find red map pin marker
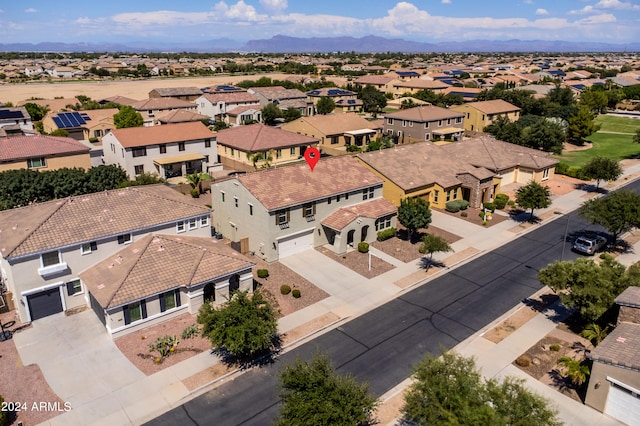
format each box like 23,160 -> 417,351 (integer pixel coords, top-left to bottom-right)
304,147 -> 320,171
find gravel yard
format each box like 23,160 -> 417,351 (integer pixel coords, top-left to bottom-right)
316,246 -> 395,278
372,225 -> 462,263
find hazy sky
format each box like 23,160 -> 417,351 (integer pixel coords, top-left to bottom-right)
1,0 -> 638,45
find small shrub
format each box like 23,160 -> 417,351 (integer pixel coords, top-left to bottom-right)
181,324 -> 199,340
479,210 -> 487,220
457,199 -> 469,210
280,285 -> 292,295
445,201 -> 460,213
550,344 -> 561,352
483,202 -> 496,212
494,194 -> 509,209
257,269 -> 269,278
190,188 -> 200,198
292,289 -> 301,298
507,200 -> 516,207
149,335 -> 179,358
358,242 -> 370,253
377,227 -> 396,241
515,355 -> 531,367
460,211 -> 468,217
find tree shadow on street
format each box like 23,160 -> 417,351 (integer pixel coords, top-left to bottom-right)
213,333 -> 283,370
509,208 -> 541,224
419,256 -> 446,271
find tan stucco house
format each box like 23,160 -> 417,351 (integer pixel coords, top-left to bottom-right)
0,135 -> 91,172
451,99 -> 521,132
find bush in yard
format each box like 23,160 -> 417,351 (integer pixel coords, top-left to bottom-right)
292,289 -> 301,298
483,202 -> 496,212
190,188 -> 200,198
508,200 -> 516,207
358,242 -> 370,253
149,335 -> 179,360
550,344 -> 561,352
445,201 -> 461,212
257,269 -> 269,278
494,194 -> 509,209
377,227 -> 396,241
457,199 -> 469,210
280,285 -> 292,295
181,324 -> 199,340
515,355 -> 531,367
461,211 -> 468,217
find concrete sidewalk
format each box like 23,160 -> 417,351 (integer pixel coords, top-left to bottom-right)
31,161 -> 640,426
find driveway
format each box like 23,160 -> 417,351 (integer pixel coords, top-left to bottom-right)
13,310 -> 144,409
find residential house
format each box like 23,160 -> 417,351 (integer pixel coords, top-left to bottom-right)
98,96 -> 139,107
102,121 -> 217,179
334,98 -> 364,113
586,286 -> 640,425
353,75 -> 397,94
211,155 -> 396,262
155,109 -> 210,125
196,92 -> 261,123
383,105 -> 465,144
0,185 -> 212,331
42,109 -> 118,141
131,97 -> 198,127
385,97 -> 431,111
248,86 -> 314,117
0,135 -> 91,172
281,114 -> 381,155
306,88 -> 358,112
442,87 -> 484,102
451,100 -> 521,132
148,87 -> 203,102
17,98 -> 80,113
79,234 -> 254,337
215,123 -> 319,171
224,106 -> 263,126
390,79 -> 450,98
0,107 -> 34,135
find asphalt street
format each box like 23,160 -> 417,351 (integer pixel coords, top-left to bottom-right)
146,181 -> 640,426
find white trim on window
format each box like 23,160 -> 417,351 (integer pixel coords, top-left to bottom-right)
200,216 -> 209,227
188,218 -> 198,230
176,221 -> 186,233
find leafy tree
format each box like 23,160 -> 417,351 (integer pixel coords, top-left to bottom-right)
360,85 -> 387,115
276,354 -> 377,426
315,96 -> 335,115
547,85 -> 575,107
567,107 -> 600,145
397,197 -> 432,242
483,115 -> 521,144
85,165 -> 128,192
197,290 -> 279,365
581,157 -> 623,190
262,103 -> 283,126
538,255 -> 640,322
515,180 -> 551,221
581,323 -> 610,346
402,351 -> 560,426
634,128 -> 640,144
118,172 -> 165,187
113,105 -> 143,128
247,150 -> 274,169
283,107 -> 302,122
23,102 -> 49,122
579,87 -> 608,114
365,136 -> 394,152
185,171 -> 211,194
558,357 -> 590,387
418,234 -> 453,270
49,129 -> 70,137
578,189 -> 640,246
213,120 -> 229,131
521,117 -> 565,154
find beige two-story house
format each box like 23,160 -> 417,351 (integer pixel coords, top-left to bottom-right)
451,99 -> 521,132
383,105 -> 465,144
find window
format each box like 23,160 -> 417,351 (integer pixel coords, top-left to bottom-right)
41,250 -> 61,267
81,241 -> 97,255
438,120 -> 442,127
200,215 -> 209,227
542,168 -> 550,180
27,157 -> 46,169
447,119 -> 451,125
363,187 -> 374,200
234,196 -> 238,208
330,136 -> 339,144
159,144 -> 167,154
446,190 -> 452,202
345,192 -> 349,200
290,147 -> 296,156
425,133 -> 430,141
118,233 -> 132,245
248,203 -> 253,216
132,147 -> 147,157
424,122 -> 429,129
121,148 -> 125,158
276,209 -> 290,226
205,139 -> 211,148
176,221 -> 185,233
375,216 -> 392,231
230,148 -> 235,156
134,165 -> 144,175
397,130 -> 402,137
456,117 -> 462,124
111,143 -> 115,153
434,190 -> 439,203
276,149 -> 282,159
409,121 -> 413,127
124,301 -> 146,325
387,118 -> 393,125
178,142 -> 185,152
66,279 -> 83,296
302,202 -> 316,218
160,290 -> 180,312
327,196 -> 332,204
188,218 -> 197,230
402,120 -> 407,127
204,155 -> 209,163
221,191 -> 225,202
336,194 -> 341,202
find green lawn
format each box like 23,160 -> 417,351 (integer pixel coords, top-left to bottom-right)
556,115 -> 640,167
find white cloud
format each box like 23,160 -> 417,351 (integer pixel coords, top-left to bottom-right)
260,0 -> 288,14
569,5 -> 595,14
523,0 -> 533,4
24,8 -> 38,13
536,8 -> 549,15
595,0 -> 640,10
442,0 -> 452,4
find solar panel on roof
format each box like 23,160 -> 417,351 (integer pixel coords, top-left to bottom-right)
52,116 -> 64,128
54,111 -> 87,129
348,99 -> 355,104
80,113 -> 91,121
0,110 -> 25,120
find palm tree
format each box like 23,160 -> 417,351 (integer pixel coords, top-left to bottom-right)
558,357 -> 590,387
580,323 -> 610,346
247,151 -> 274,170
185,171 -> 212,195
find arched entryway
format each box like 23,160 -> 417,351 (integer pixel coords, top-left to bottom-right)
347,229 -> 355,247
203,282 -> 215,303
360,225 -> 369,242
229,274 -> 240,293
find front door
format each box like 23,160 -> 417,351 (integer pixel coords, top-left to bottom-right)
347,229 -> 355,246
203,283 -> 215,303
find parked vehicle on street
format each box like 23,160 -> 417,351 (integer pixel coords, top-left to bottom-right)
572,234 -> 607,255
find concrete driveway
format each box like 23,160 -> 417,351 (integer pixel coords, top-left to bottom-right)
13,310 -> 144,409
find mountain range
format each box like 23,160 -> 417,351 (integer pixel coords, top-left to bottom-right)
1,35 -> 638,54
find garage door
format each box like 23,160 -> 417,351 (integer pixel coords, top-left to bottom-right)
499,168 -> 516,185
27,287 -> 63,321
605,381 -> 640,426
516,168 -> 534,184
278,230 -> 313,259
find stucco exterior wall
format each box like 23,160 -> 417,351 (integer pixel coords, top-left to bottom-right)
0,152 -> 91,172
585,362 -> 640,412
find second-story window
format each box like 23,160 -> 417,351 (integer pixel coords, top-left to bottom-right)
363,187 -> 374,200
302,202 -> 316,218
159,144 -> 167,154
178,142 -> 185,151
132,147 -> 147,157
205,139 -> 211,148
276,209 -> 290,227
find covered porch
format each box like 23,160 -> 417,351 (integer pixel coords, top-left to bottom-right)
432,127 -> 464,142
154,153 -> 205,179
344,128 -> 377,148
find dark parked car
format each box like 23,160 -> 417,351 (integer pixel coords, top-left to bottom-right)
572,235 -> 607,255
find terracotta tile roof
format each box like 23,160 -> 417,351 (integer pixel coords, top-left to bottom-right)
131,97 -> 195,111
100,96 -> 139,106
236,155 -> 382,211
588,322 -> 640,371
150,87 -> 203,97
200,92 -> 260,104
156,109 -> 210,124
282,114 -> 381,136
615,286 -> 640,308
80,234 -> 255,308
463,99 -> 520,114
108,122 -> 214,148
17,98 -> 80,112
0,135 -> 90,161
353,75 -> 395,85
0,185 -> 211,259
321,198 -> 397,231
216,123 -> 318,152
226,105 -> 262,116
385,105 -> 464,122
249,86 -> 307,100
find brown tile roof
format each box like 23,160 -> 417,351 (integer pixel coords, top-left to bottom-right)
80,234 -> 254,308
353,75 -> 395,85
588,322 -> 640,371
385,105 -> 464,122
0,135 -> 90,161
150,87 -> 203,97
131,97 -> 195,111
249,86 -> 307,100
108,122 -> 214,148
321,198 -> 397,231
216,123 -> 318,152
464,99 -> 520,114
100,95 -> 139,106
200,92 -> 260,104
0,185 -> 210,259
615,286 -> 640,308
17,98 -> 80,112
156,109 -> 210,124
393,80 -> 450,90
237,155 -> 382,211
282,114 -> 381,136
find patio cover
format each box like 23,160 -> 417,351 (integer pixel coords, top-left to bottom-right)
153,153 -> 205,165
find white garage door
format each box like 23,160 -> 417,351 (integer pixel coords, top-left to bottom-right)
605,381 -> 640,426
499,168 -> 516,185
516,168 -> 534,184
278,230 -> 313,259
